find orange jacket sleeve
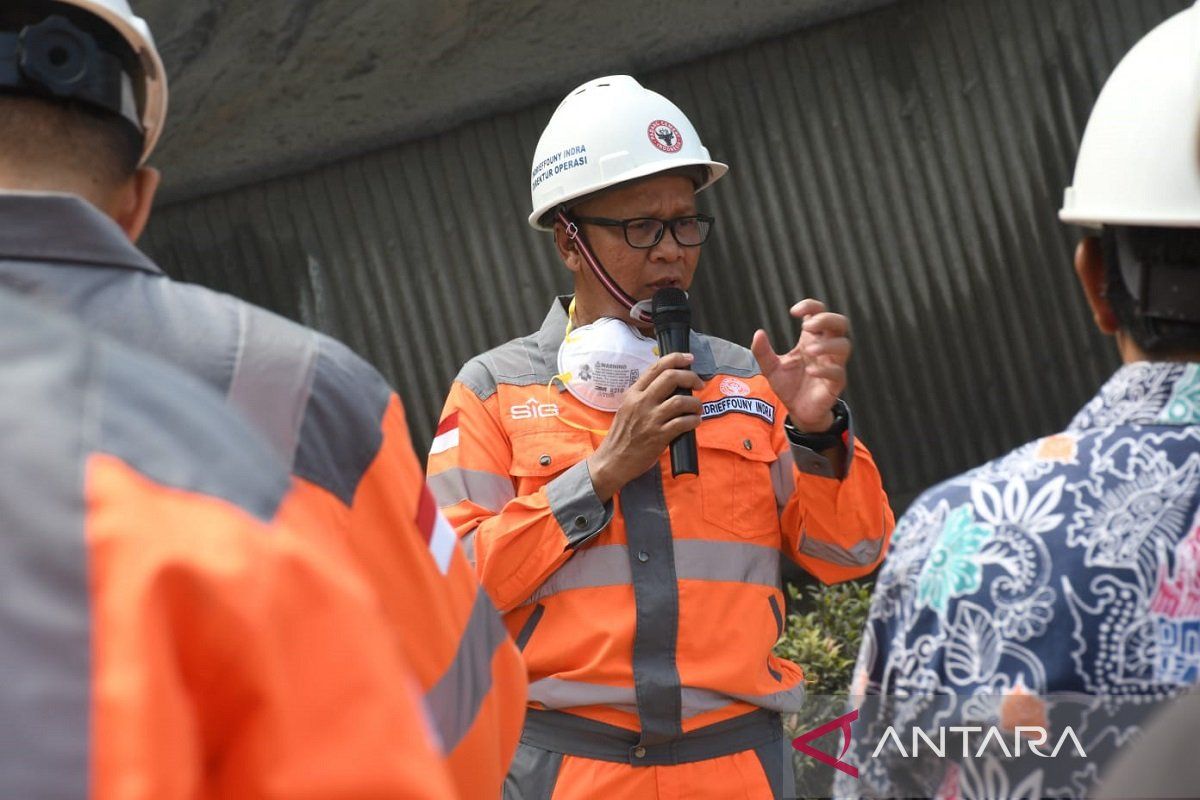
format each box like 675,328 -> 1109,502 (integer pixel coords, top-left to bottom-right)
427,380 -> 613,613
770,407 -> 896,583
289,393 -> 527,800
87,453 -> 457,799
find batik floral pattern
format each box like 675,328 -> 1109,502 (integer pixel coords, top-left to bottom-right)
1158,364 -> 1200,425
917,505 -> 992,615
840,362 -> 1200,799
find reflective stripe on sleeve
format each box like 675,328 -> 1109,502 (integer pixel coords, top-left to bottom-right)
769,449 -> 796,509
461,530 -> 477,567
428,467 -> 516,513
798,534 -> 884,567
416,486 -> 458,575
423,588 -> 510,752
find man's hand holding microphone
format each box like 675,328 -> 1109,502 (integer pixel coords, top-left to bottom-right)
586,351 -> 704,503
587,288 -> 702,502
587,291 -> 853,503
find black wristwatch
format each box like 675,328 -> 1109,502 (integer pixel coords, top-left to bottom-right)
785,399 -> 849,452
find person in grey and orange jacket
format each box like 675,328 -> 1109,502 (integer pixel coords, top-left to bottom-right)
0,2 -> 525,795
429,75 -> 896,800
0,287 -> 456,799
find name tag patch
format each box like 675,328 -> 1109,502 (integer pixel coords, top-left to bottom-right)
701,396 -> 776,424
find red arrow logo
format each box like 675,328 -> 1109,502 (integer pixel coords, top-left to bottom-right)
791,708 -> 859,778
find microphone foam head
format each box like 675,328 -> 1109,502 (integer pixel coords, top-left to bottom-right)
652,287 -> 690,326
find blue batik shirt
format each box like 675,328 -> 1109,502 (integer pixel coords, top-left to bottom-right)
844,362 -> 1200,798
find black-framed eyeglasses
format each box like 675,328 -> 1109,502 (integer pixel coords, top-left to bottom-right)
573,214 -> 715,249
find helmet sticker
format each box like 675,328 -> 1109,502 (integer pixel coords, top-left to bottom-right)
647,120 -> 683,153
531,144 -> 589,191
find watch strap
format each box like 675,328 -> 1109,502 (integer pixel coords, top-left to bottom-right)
785,399 -> 849,452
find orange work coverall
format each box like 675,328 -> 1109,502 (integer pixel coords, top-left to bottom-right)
0,291 -> 454,798
429,297 -> 896,799
0,193 -> 526,799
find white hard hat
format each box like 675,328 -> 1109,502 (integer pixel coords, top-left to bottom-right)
528,75 -> 728,230
1060,1 -> 1200,228
33,0 -> 167,164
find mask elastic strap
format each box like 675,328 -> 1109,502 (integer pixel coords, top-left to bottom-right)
547,374 -> 611,436
557,209 -> 653,325
565,297 -> 578,337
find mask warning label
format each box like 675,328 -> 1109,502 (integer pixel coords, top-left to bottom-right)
581,360 -> 640,400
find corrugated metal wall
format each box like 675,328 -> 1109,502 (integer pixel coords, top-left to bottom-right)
142,0 -> 1190,510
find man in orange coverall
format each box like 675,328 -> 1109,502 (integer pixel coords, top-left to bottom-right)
0,3 -> 525,795
0,288 -> 455,798
428,75 -> 896,799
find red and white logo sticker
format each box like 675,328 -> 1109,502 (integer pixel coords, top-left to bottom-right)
429,412 -> 460,455
648,120 -> 683,153
720,377 -> 751,397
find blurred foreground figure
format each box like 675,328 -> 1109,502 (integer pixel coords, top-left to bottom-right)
1096,688 -> 1200,799
0,2 -> 525,795
843,4 -> 1200,797
0,288 -> 455,798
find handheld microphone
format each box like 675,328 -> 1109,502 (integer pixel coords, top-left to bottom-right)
652,288 -> 699,477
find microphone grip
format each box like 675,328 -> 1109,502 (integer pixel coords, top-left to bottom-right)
669,420 -> 699,477
656,324 -> 699,477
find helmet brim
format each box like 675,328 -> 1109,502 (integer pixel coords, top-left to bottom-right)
530,158 -> 729,231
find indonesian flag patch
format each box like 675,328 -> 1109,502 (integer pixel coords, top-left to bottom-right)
430,411 -> 460,455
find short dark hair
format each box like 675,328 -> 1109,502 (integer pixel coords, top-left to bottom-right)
0,92 -> 142,182
1100,225 -> 1200,357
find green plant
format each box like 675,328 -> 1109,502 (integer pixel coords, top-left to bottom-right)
774,580 -> 871,694
773,579 -> 873,798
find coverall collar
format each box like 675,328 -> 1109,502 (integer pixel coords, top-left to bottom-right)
536,295 -> 718,381
0,192 -> 162,275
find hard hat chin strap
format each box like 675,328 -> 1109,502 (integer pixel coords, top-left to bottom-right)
557,209 -> 652,324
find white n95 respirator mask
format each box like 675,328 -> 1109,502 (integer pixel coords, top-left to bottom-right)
556,317 -> 659,412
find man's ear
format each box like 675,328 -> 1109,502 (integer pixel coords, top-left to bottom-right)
553,222 -> 583,275
1074,235 -> 1120,335
109,166 -> 161,243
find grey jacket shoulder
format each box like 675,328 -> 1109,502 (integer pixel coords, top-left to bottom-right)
94,326 -> 294,520
155,280 -> 395,506
2,261 -> 394,506
295,332 -> 394,504
693,331 -> 761,379
453,329 -> 760,400
0,290 -> 291,523
455,332 -> 548,401
139,276 -> 394,506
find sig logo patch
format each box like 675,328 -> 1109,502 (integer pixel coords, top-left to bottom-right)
510,399 -> 560,420
648,119 -> 683,153
701,396 -> 775,424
